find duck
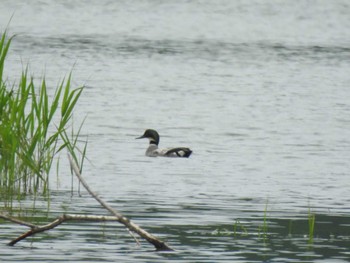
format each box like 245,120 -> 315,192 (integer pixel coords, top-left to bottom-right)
136,129 -> 192,158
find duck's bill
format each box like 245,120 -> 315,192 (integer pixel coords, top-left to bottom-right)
135,135 -> 145,139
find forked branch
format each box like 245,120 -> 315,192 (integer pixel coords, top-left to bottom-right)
0,213 -> 120,246
0,156 -> 173,251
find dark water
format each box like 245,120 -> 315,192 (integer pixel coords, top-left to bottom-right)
1,0 -> 350,262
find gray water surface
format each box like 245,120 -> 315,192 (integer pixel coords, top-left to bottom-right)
1,0 -> 350,262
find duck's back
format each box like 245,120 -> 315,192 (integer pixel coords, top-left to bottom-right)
145,145 -> 192,158
164,147 -> 192,158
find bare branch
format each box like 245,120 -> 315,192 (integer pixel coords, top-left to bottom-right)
7,217 -> 65,246
0,213 -> 126,246
0,212 -> 37,228
0,158 -> 173,251
67,154 -> 173,251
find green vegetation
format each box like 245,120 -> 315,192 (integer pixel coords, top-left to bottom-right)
308,208 -> 315,245
213,202 -> 318,249
257,201 -> 269,242
0,31 -> 85,208
233,219 -> 248,237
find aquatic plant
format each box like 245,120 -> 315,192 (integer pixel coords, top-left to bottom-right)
0,31 -> 84,207
308,208 -> 315,245
233,219 -> 248,237
257,201 -> 269,243
215,201 -> 320,248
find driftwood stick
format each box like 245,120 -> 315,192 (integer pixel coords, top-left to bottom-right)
0,213 -> 126,246
7,217 -> 65,246
0,212 -> 37,228
67,154 -> 173,251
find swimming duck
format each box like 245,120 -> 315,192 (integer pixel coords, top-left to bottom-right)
136,129 -> 192,158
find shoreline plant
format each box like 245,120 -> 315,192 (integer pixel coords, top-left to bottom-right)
0,31 -> 85,209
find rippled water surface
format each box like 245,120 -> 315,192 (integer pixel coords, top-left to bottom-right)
1,0 -> 350,262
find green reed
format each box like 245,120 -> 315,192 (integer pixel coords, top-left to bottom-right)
215,200 -> 318,249
257,201 -> 269,243
0,31 -> 85,207
308,208 -> 315,245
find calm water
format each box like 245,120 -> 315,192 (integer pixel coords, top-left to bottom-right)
1,0 -> 350,262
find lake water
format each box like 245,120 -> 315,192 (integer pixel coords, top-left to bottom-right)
1,0 -> 350,262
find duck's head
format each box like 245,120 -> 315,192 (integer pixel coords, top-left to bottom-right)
136,129 -> 160,145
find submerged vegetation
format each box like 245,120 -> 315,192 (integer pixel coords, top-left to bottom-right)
0,31 -> 85,208
213,203 -> 318,248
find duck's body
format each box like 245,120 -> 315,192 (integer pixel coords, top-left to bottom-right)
136,129 -> 192,158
